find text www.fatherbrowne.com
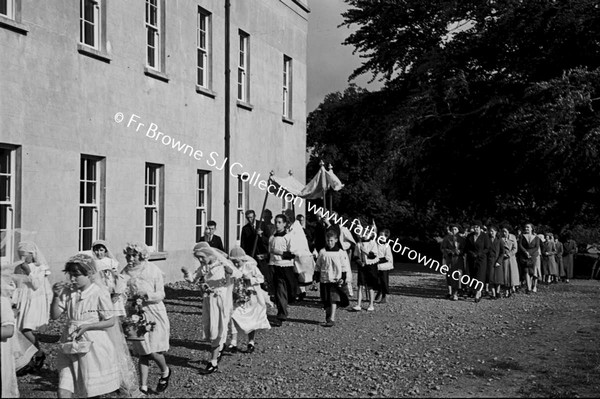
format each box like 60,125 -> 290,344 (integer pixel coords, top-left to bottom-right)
113,111 -> 483,291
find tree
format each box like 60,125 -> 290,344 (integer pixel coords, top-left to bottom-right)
307,0 -> 600,240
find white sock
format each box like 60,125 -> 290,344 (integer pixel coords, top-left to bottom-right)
141,385 -> 148,391
161,367 -> 170,378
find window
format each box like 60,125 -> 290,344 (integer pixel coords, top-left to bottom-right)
283,56 -> 292,118
196,170 -> 210,242
0,146 -> 18,265
0,0 -> 14,19
146,0 -> 161,70
80,0 -> 100,49
145,163 -> 163,252
197,8 -> 211,89
79,156 -> 104,251
237,31 -> 250,102
236,175 -> 249,240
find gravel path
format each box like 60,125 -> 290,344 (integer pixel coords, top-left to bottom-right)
17,264 -> 600,398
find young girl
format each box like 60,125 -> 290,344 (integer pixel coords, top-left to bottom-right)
488,226 -> 505,299
352,230 -> 379,311
92,240 -> 127,317
518,223 -> 542,293
227,246 -> 271,353
13,241 -> 52,371
121,243 -> 171,394
315,231 -> 350,327
183,243 -> 241,374
2,272 -> 19,398
375,229 -> 394,304
542,233 -> 558,284
51,254 -> 120,398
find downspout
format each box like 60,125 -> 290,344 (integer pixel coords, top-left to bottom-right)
224,0 -> 231,250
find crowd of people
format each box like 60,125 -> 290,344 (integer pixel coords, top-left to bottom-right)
439,221 -> 578,303
1,210 -> 589,398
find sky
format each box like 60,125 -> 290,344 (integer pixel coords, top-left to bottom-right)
306,0 -> 383,112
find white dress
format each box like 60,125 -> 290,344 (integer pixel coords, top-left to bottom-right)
1,296 -> 19,398
231,260 -> 271,335
122,262 -> 170,355
56,284 -> 120,397
96,258 -> 127,317
13,263 -> 51,331
197,260 -> 242,347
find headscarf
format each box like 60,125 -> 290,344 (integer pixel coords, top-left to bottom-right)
17,241 -> 48,266
92,240 -> 116,259
228,246 -> 257,268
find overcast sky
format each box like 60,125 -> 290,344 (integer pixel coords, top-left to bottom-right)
306,0 -> 383,112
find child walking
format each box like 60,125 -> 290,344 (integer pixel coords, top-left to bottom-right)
2,272 -> 19,398
315,231 -> 350,327
13,241 -> 52,371
352,230 -> 379,311
51,254 -> 120,398
183,243 -> 241,374
91,240 -> 127,317
121,243 -> 171,395
375,229 -> 394,304
227,247 -> 271,353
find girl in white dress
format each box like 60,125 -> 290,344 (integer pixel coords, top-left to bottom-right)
1,272 -> 19,398
91,240 -> 127,317
121,243 -> 171,395
13,241 -> 52,371
51,254 -> 120,398
227,246 -> 271,354
183,242 -> 241,374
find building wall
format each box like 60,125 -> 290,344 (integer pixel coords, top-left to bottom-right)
0,0 -> 308,282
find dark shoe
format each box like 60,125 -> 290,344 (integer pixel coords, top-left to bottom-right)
375,292 -> 382,301
33,352 -> 46,371
16,363 -> 33,377
298,292 -> 306,301
139,387 -> 149,396
379,297 -> 387,304
270,319 -> 282,327
324,319 -> 335,327
203,362 -> 218,374
226,344 -> 238,354
247,343 -> 255,353
474,297 -> 481,303
156,367 -> 172,392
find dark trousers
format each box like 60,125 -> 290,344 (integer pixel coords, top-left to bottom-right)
378,270 -> 390,296
257,257 -> 274,295
274,265 -> 298,320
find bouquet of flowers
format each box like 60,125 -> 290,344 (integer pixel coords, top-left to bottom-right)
122,295 -> 156,341
233,279 -> 256,305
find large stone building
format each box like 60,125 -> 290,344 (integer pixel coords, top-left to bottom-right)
0,0 -> 309,281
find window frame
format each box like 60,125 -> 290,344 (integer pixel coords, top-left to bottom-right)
79,155 -> 105,252
0,0 -> 28,34
144,163 -> 164,252
196,170 -> 211,243
0,144 -> 20,265
0,0 -> 14,19
79,0 -> 100,50
236,175 -> 249,241
283,55 -> 292,119
237,30 -> 250,103
197,8 -> 212,90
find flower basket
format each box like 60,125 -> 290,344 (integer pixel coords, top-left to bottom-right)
122,295 -> 156,341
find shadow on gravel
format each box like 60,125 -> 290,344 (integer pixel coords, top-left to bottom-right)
165,285 -> 204,300
388,275 -> 446,300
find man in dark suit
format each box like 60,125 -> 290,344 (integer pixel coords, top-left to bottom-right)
240,210 -> 273,294
199,220 -> 225,252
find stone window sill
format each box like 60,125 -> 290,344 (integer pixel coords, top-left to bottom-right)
144,66 -> 170,83
236,100 -> 254,111
77,43 -> 111,63
148,252 -> 168,261
196,85 -> 216,98
0,16 -> 28,34
282,116 -> 294,125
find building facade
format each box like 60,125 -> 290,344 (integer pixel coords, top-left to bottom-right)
0,0 -> 309,282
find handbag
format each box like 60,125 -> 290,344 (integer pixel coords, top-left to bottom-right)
59,337 -> 93,355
